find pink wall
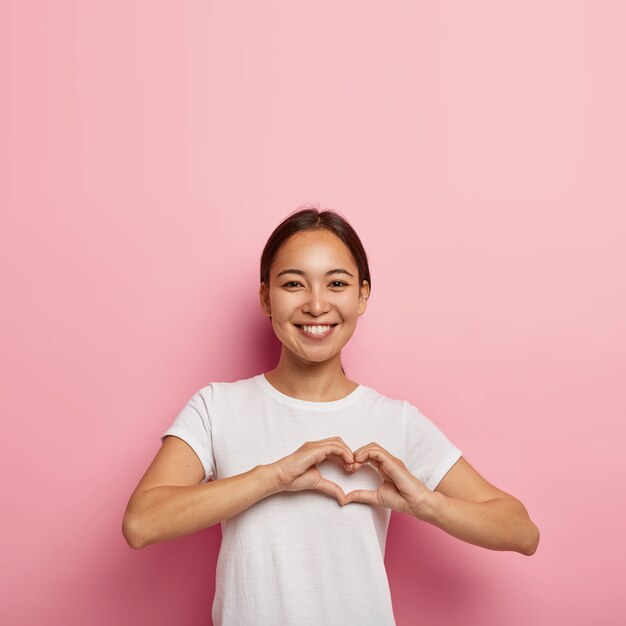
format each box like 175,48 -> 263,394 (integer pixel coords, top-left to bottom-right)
2,2 -> 624,625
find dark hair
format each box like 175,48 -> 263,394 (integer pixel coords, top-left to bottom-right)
260,205 -> 371,294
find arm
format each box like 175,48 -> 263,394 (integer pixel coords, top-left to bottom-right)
413,456 -> 540,556
344,445 -> 540,556
122,435 -> 352,550
122,436 -> 280,549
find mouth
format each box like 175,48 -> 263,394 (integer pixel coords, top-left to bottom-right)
294,323 -> 338,339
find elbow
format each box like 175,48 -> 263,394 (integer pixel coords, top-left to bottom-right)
520,521 -> 540,556
122,513 -> 146,550
509,498 -> 540,556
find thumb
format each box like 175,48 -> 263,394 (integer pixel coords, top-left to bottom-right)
313,475 -> 347,505
344,489 -> 379,506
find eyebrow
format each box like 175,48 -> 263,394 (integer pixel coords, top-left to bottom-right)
276,268 -> 355,278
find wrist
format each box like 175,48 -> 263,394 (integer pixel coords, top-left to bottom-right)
256,463 -> 283,496
409,489 -> 444,522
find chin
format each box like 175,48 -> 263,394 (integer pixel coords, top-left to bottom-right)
287,347 -> 341,365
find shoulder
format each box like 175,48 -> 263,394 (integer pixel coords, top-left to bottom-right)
357,384 -> 446,437
357,382 -> 417,417
190,374 -> 261,405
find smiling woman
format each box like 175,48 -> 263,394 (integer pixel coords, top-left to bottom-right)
258,226 -> 370,394
122,206 -> 540,626
258,209 -> 372,392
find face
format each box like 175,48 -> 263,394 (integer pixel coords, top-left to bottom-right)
259,229 -> 370,366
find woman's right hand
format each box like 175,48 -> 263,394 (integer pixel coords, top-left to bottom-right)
269,437 -> 360,505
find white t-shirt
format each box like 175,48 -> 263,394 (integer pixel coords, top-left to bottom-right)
161,373 -> 462,626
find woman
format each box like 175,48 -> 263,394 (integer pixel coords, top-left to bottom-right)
122,207 -> 540,626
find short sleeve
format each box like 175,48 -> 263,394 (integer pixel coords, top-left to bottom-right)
402,401 -> 463,491
160,385 -> 215,483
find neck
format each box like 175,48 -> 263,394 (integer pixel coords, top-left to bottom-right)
264,349 -> 358,402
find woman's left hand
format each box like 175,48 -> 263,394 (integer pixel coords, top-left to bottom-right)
344,442 -> 432,516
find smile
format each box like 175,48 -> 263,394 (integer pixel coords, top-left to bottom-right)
295,324 -> 337,338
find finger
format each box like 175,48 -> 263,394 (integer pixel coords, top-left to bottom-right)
370,461 -> 394,483
353,448 -> 403,482
314,475 -> 347,505
354,446 -> 392,464
377,467 -> 393,483
317,442 -> 354,465
314,437 -> 355,463
344,489 -> 379,506
351,441 -> 380,457
337,444 -> 360,471
353,449 -> 424,502
331,436 -> 354,460
344,461 -> 362,472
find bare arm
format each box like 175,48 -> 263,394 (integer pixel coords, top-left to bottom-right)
344,446 -> 539,556
122,436 -> 280,549
122,435 -> 354,550
416,457 -> 540,556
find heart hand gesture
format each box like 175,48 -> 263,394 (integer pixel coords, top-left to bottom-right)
271,437 -> 355,505
344,442 -> 432,515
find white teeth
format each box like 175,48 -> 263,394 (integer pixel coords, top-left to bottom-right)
301,325 -> 333,334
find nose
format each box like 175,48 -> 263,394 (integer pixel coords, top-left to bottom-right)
302,285 -> 331,317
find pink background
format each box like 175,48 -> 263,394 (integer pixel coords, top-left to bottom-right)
2,2 -> 625,625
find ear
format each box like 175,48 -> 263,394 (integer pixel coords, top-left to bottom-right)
259,281 -> 271,317
357,279 -> 370,315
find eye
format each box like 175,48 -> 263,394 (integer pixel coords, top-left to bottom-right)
282,281 -> 302,288
330,281 -> 348,288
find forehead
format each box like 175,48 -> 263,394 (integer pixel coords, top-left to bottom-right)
272,230 -> 356,272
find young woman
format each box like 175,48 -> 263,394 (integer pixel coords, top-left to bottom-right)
123,207 -> 540,626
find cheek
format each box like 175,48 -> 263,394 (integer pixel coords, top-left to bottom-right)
337,297 -> 361,318
269,302 -> 298,331
267,292 -> 292,315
